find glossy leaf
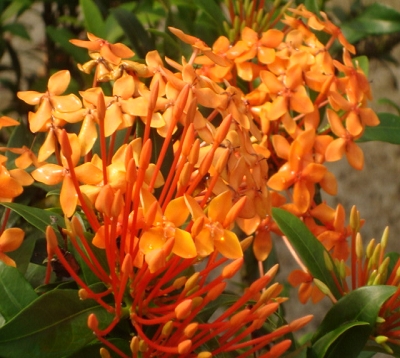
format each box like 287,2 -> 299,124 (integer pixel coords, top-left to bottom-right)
359,112 -> 400,144
312,285 -> 396,344
0,202 -> 64,233
80,0 -> 106,39
46,26 -> 88,64
341,3 -> 400,43
272,208 -> 342,299
310,321 -> 371,358
0,261 -> 37,322
0,289 -> 113,358
112,8 -> 155,59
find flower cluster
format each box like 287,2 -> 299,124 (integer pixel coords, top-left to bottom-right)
1,2 -> 384,357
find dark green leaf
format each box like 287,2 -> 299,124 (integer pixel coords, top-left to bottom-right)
341,3 -> 400,43
271,208 -> 341,299
195,0 -> 225,33
197,293 -> 244,323
304,0 -> 321,16
377,98 -> 400,115
0,261 -> 37,322
358,112 -> 400,144
0,0 -> 31,23
111,8 -> 155,59
0,289 -> 113,358
312,285 -> 396,344
2,23 -> 30,40
24,263 -> 51,289
0,202 -> 64,233
65,338 -> 130,357
46,26 -> 88,64
310,321 -> 371,358
80,0 -> 106,39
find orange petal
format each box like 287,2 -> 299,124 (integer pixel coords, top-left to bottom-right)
32,164 -> 64,185
253,230 -> 272,261
75,163 -> 103,184
267,169 -> 293,191
269,96 -> 287,120
327,109 -> 346,137
0,252 -> 16,267
9,169 -> 33,186
48,70 -> 70,95
60,175 -> 77,217
288,270 -> 312,286
69,38 -> 100,51
346,141 -> 364,170
92,225 -> 106,249
184,194 -> 205,221
100,45 -> 121,65
113,75 -> 135,99
0,228 -> 24,252
293,180 -> 310,214
325,138 -> 346,162
208,191 -> 232,223
258,46 -> 276,64
104,104 -> 123,137
51,94 -> 82,112
165,197 -> 190,227
79,116 -> 97,155
302,163 -> 327,183
194,228 -> 214,257
139,227 -> 166,255
109,42 -> 135,59
173,228 -> 196,258
260,71 -> 284,94
214,229 -> 243,259
38,131 -> 56,162
359,107 -> 379,127
0,175 -> 23,198
16,91 -> 43,105
345,111 -> 363,137
260,29 -> 284,47
290,87 -> 314,114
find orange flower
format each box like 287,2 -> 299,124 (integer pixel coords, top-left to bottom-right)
0,228 -> 24,267
268,130 -> 327,214
325,109 -> 364,170
288,269 -> 325,304
70,32 -> 134,65
184,191 -> 243,259
17,70 -> 82,133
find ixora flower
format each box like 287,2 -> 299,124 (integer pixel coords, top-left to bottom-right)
0,228 -> 24,267
0,1 -> 392,357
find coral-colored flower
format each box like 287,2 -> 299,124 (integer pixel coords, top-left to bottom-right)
70,32 -> 134,65
325,109 -> 364,170
0,228 -> 24,267
268,130 -> 327,214
184,191 -> 243,259
17,70 -> 82,133
288,269 -> 325,304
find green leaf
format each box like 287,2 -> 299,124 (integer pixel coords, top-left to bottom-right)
0,289 -> 113,358
79,0 -> 106,39
195,0 -> 225,33
0,261 -> 37,322
310,321 -> 371,358
0,202 -> 64,233
358,112 -> 400,144
312,285 -> 396,344
2,23 -> 30,40
377,98 -> 400,115
46,26 -> 88,64
341,3 -> 400,43
111,7 -> 155,58
304,0 -> 321,16
0,0 -> 31,23
271,208 -> 341,299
